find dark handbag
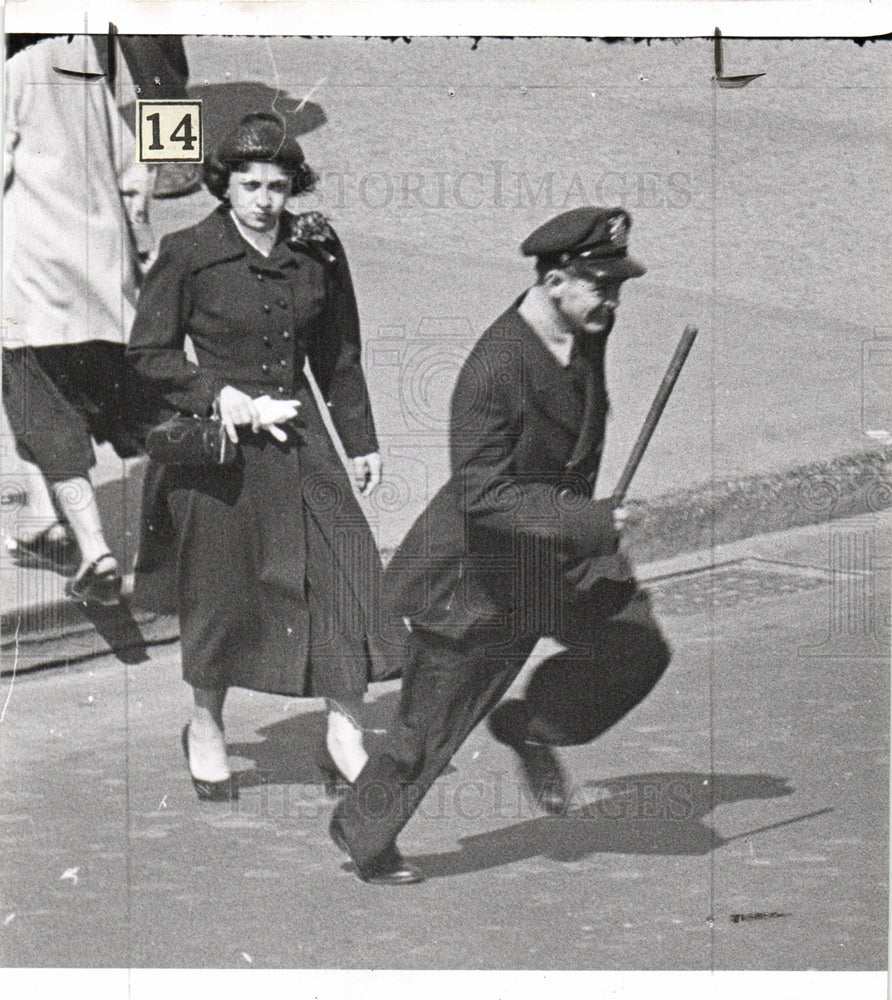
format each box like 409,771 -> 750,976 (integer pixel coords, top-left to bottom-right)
145,414 -> 238,466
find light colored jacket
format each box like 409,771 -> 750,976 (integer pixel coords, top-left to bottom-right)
2,36 -> 139,347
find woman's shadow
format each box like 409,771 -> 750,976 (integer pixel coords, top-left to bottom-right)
122,80 -> 326,162
187,81 -> 326,147
228,689 -> 402,789
408,772 -> 831,879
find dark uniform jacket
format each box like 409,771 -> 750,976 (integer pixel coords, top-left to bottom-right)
385,300 -> 624,641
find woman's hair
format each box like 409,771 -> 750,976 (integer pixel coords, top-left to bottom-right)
203,112 -> 318,201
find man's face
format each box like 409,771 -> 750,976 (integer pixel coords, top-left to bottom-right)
548,270 -> 624,337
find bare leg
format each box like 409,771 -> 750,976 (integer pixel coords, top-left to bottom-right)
51,475 -> 116,574
4,455 -> 61,541
187,686 -> 230,782
326,697 -> 367,782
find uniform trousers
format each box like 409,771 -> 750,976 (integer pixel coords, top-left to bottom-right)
334,587 -> 671,868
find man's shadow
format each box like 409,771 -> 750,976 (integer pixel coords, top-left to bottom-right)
409,772 -> 830,879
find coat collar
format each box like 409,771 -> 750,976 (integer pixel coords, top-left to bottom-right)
517,285 -> 575,367
183,206 -> 306,273
491,294 -> 586,435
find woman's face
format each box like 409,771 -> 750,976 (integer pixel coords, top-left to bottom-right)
227,160 -> 291,232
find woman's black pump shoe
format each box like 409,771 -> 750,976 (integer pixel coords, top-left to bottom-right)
181,724 -> 238,802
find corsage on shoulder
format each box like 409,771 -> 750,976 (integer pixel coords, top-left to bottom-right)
286,211 -> 338,264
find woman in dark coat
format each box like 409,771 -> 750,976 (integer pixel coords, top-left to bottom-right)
128,113 -> 384,800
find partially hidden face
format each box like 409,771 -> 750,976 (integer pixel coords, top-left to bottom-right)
227,160 -> 292,232
551,271 -> 625,337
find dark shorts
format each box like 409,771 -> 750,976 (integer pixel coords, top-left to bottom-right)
2,342 -> 156,480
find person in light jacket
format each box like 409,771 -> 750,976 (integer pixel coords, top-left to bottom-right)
2,34 -> 188,602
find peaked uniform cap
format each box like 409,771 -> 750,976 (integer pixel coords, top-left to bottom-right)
521,206 -> 646,280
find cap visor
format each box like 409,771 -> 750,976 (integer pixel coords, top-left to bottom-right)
581,256 -> 646,280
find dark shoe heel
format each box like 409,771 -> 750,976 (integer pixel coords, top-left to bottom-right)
329,814 -> 350,854
181,724 -> 237,802
65,554 -> 122,606
316,744 -> 350,798
488,703 -> 567,815
328,815 -> 424,885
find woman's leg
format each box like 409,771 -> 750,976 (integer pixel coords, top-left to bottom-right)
51,475 -> 116,574
2,454 -> 79,573
2,452 -> 60,541
325,696 -> 367,782
186,686 -> 230,782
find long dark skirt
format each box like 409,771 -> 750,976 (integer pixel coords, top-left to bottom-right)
134,395 -> 387,697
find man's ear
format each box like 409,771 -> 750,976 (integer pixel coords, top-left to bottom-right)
542,268 -> 567,298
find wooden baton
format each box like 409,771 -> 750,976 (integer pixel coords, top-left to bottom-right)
607,324 -> 698,504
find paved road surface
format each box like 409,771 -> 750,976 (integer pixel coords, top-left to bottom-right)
1,518 -> 887,970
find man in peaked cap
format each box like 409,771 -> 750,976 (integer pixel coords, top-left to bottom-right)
330,207 -> 671,885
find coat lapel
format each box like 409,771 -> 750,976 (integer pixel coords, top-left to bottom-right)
565,361 -> 605,473
181,207 -> 248,272
185,208 -> 309,275
497,307 -> 584,436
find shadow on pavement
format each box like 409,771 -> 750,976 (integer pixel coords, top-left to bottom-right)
228,689 -> 402,788
121,82 -> 325,156
78,597 -> 152,664
411,772 -> 808,878
188,83 -> 326,147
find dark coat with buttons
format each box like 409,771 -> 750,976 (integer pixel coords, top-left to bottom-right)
128,206 -> 399,694
384,299 -> 624,641
128,205 -> 377,455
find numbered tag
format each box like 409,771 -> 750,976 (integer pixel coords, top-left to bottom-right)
137,100 -> 203,162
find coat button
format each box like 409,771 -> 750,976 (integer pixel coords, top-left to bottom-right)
261,364 -> 270,374
263,336 -> 271,347
256,274 -> 264,282
277,298 -> 287,308
279,358 -> 288,367
262,304 -> 271,313
282,331 -> 291,340
277,386 -> 285,395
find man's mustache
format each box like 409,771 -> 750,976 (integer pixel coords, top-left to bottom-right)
587,305 -> 616,328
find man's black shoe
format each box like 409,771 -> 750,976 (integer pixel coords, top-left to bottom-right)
511,740 -> 568,815
329,815 -> 425,885
488,703 -> 568,815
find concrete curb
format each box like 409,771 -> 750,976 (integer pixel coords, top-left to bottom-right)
621,448 -> 890,565
2,447 -> 889,676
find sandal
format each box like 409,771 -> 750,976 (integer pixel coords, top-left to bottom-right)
6,524 -> 81,576
64,554 -> 123,606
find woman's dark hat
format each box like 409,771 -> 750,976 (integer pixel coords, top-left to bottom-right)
521,206 -> 646,280
214,112 -> 307,171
